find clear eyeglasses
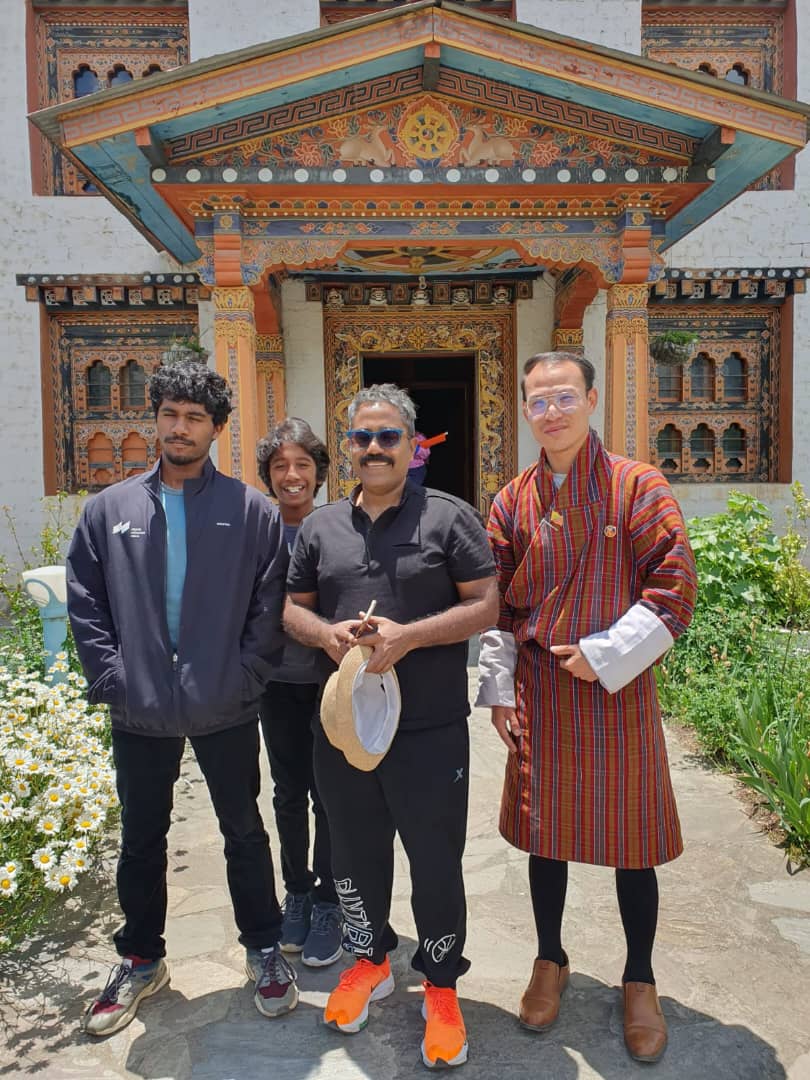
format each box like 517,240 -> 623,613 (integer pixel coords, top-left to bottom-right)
525,390 -> 582,419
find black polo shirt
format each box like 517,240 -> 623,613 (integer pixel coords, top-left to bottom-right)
287,482 -> 495,730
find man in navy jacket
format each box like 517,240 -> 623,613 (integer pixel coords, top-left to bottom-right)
67,361 -> 297,1035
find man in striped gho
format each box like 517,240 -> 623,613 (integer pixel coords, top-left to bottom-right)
477,351 -> 697,1064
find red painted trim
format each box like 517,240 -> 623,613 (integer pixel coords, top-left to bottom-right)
40,306 -> 57,496
781,0 -> 797,189
778,295 -> 793,483
25,2 -> 45,195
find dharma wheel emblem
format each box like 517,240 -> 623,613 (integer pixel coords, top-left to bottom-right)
398,98 -> 458,162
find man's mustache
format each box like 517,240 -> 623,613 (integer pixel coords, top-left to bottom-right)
360,454 -> 394,467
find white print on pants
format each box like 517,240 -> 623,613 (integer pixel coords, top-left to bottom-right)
423,934 -> 456,964
335,877 -> 374,956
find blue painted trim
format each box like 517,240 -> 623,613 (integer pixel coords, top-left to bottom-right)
237,217 -> 616,237
149,51 -> 425,142
75,135 -> 200,263
439,47 -> 714,140
663,133 -> 793,248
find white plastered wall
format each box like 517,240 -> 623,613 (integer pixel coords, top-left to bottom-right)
663,1 -> 810,523
189,0 -> 320,60
0,3 -> 175,567
515,0 -> 642,53
515,279 -> 555,472
280,279 -> 330,506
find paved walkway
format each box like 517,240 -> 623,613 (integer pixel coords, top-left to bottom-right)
2,676 -> 810,1079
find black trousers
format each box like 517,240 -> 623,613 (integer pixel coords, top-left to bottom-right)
314,720 -> 471,988
259,681 -> 337,905
112,721 -> 282,959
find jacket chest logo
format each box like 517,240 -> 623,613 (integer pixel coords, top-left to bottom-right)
112,520 -> 145,539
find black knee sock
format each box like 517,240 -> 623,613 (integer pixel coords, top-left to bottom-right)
616,867 -> 658,985
528,855 -> 568,967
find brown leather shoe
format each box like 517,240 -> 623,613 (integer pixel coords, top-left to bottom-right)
623,982 -> 668,1062
518,958 -> 569,1031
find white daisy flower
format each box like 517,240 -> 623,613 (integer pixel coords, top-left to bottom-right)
62,852 -> 88,874
3,861 -> 19,878
37,816 -> 61,837
45,867 -> 76,892
31,847 -> 56,870
0,876 -> 17,898
5,749 -> 31,771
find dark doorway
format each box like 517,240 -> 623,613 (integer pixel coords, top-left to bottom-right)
362,353 -> 476,505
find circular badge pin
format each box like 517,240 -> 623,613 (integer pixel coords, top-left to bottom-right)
604,525 -> 617,538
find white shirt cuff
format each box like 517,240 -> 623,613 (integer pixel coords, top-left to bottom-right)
475,628 -> 517,707
579,603 -> 674,695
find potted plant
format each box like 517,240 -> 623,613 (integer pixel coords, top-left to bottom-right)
161,335 -> 209,365
649,330 -> 698,366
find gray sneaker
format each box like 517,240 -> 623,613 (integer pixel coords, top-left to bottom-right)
82,957 -> 169,1036
302,902 -> 344,967
246,945 -> 299,1018
279,891 -> 312,953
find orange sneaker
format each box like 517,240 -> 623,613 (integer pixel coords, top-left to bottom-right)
421,982 -> 469,1069
324,956 -> 395,1033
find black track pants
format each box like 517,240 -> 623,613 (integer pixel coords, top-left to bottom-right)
313,720 -> 471,987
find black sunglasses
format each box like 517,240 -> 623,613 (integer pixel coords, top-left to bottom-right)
346,428 -> 405,450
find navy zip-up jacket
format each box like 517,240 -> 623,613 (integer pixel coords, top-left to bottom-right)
66,458 -> 287,737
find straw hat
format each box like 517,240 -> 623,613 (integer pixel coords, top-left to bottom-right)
320,645 -> 401,771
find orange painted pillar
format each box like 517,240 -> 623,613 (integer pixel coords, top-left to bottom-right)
604,283 -> 650,461
212,286 -> 260,487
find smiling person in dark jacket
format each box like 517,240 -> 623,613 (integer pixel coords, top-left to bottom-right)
67,361 -> 298,1037
255,418 -> 342,968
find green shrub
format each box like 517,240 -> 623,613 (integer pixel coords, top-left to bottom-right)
686,490 -> 781,611
660,487 -> 810,863
0,494 -> 84,675
728,676 -> 810,863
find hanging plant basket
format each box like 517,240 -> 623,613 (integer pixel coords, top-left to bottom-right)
649,331 -> 698,366
161,338 -> 209,365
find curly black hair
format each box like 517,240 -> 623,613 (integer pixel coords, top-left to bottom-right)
149,361 -> 233,427
256,417 -> 329,496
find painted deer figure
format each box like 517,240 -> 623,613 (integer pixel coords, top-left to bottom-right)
459,124 -> 516,166
338,125 -> 394,167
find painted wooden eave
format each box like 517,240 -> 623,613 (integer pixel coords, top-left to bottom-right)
26,0 -> 810,263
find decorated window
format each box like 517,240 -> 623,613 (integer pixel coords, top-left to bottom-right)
642,4 -> 789,189
648,306 -> 781,483
44,313 -> 197,493
29,6 -> 189,195
120,360 -> 148,411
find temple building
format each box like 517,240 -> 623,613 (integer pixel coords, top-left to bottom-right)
3,0 -> 809,556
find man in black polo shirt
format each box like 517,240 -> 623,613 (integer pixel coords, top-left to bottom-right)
285,383 -> 497,1070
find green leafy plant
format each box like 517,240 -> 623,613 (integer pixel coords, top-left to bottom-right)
162,335 -> 209,364
0,493 -> 85,675
686,491 -> 781,611
773,482 -> 810,629
729,677 -> 810,863
649,330 -> 698,365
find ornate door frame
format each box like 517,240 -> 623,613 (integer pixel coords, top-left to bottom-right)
323,307 -> 516,514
